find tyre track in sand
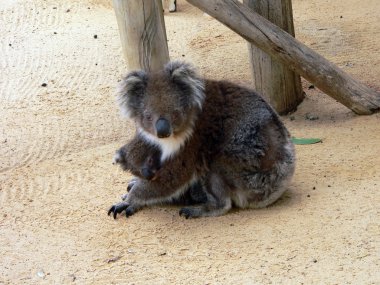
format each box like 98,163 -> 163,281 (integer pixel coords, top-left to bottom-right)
0,0 -> 124,177
0,113 -> 125,174
0,166 -> 88,208
1,1 -> 114,102
0,0 -> 65,102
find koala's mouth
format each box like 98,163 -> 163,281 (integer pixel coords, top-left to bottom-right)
157,132 -> 171,139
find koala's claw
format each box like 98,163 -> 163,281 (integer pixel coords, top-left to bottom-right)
108,201 -> 131,219
179,207 -> 196,219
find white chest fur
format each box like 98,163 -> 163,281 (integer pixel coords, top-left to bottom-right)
138,128 -> 193,162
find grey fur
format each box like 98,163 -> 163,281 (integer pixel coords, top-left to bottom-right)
109,61 -> 296,219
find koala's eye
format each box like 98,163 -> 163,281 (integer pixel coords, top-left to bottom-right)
172,110 -> 181,122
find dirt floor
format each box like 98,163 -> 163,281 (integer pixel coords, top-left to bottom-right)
1,0 -> 379,284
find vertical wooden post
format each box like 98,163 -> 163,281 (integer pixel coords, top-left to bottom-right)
243,0 -> 304,114
113,0 -> 170,71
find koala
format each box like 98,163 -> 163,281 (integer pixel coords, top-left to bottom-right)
111,135 -> 208,212
112,134 -> 162,181
108,61 -> 296,219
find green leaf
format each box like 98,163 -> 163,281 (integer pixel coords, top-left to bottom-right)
291,137 -> 322,145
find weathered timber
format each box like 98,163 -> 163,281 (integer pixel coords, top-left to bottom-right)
186,0 -> 380,114
113,0 -> 169,71
244,0 -> 304,114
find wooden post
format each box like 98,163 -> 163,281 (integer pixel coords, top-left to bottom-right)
113,0 -> 170,71
244,0 -> 304,114
186,0 -> 380,115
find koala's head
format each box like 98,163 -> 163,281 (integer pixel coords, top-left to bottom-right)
140,154 -> 161,181
117,61 -> 205,142
113,146 -> 161,181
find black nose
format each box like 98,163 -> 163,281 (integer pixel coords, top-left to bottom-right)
155,118 -> 171,138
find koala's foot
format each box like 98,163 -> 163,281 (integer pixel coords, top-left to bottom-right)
179,203 -> 231,219
108,201 -> 137,219
179,206 -> 203,219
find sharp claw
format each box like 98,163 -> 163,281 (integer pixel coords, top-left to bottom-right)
108,202 -> 132,220
107,206 -> 115,216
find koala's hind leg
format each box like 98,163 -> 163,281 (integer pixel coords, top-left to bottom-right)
179,173 -> 232,218
170,180 -> 208,206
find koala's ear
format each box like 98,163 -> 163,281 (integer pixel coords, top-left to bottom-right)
165,61 -> 205,109
117,70 -> 148,119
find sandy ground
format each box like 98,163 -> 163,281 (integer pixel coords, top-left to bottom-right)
1,0 -> 379,284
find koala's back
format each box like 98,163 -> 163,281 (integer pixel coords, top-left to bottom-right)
195,79 -> 292,160
192,79 -> 295,207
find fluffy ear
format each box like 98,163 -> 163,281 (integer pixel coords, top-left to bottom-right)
117,70 -> 148,119
165,61 -> 205,109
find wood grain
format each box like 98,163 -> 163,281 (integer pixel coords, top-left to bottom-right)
244,0 -> 304,114
113,0 -> 170,71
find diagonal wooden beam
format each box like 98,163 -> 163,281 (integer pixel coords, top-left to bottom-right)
186,0 -> 380,115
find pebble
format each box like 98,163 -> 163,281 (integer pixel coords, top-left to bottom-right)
106,256 -> 121,263
305,113 -> 319,121
36,269 -> 45,278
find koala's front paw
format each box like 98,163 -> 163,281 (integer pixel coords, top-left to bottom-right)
127,177 -> 138,192
108,201 -> 136,219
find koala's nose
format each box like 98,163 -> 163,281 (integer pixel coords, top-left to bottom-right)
155,118 -> 171,138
